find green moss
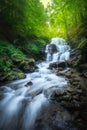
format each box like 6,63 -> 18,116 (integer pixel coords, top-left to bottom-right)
29,58 -> 35,63
18,72 -> 25,79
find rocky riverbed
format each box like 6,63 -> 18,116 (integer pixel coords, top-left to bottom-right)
47,60 -> 87,130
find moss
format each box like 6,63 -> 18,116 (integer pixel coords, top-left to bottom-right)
29,58 -> 35,66
6,71 -> 25,81
18,72 -> 25,79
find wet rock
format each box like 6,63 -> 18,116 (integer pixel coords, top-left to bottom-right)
72,81 -> 79,86
58,67 -> 64,71
49,61 -> 67,71
74,77 -> 81,82
34,102 -> 76,130
65,73 -> 72,78
76,89 -> 82,94
58,61 -> 66,68
18,58 -> 36,73
49,62 -> 58,69
44,86 -> 67,99
68,48 -> 81,67
82,71 -> 87,78
25,81 -> 33,87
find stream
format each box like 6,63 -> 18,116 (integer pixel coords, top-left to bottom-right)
0,38 -> 77,130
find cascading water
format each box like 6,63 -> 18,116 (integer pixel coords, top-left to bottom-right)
45,38 -> 70,62
0,38 -> 76,130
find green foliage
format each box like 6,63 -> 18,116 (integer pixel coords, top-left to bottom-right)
45,0 -> 87,38
19,38 -> 47,59
0,0 -> 47,38
0,41 -> 26,74
0,41 -> 26,61
0,0 -> 87,40
17,72 -> 25,79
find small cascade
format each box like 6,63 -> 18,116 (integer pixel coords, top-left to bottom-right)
45,38 -> 70,62
0,37 -> 77,130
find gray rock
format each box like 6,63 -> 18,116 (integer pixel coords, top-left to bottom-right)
25,81 -> 33,87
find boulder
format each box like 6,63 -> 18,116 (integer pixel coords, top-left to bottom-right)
25,81 -> 33,87
49,61 -> 66,71
58,61 -> 66,68
49,62 -> 58,69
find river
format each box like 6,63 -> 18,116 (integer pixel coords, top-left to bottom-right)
0,38 -> 77,130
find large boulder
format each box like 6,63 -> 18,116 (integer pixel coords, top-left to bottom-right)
25,81 -> 33,87
49,61 -> 66,71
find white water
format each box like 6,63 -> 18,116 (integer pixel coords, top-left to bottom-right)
46,38 -> 70,62
0,38 -> 70,130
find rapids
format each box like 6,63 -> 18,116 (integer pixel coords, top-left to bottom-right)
0,38 -> 76,130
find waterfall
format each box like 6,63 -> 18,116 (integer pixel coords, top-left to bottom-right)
45,38 -> 70,62
0,37 -> 76,130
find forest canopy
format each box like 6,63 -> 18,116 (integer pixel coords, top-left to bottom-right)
0,0 -> 87,40
45,0 -> 87,39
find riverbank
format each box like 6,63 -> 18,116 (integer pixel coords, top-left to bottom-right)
48,58 -> 87,129
0,38 -> 46,84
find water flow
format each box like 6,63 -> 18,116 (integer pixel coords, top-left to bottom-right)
23,94 -> 47,130
46,38 -> 70,62
0,37 -> 70,130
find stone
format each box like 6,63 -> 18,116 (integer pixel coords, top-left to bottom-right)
83,71 -> 87,78
26,88 -> 42,97
49,62 -> 58,69
58,67 -> 64,71
25,81 -> 33,87
58,61 -> 66,68
65,73 -> 72,78
44,86 -> 66,99
72,81 -> 79,86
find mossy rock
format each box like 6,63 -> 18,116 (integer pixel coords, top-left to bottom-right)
29,58 -> 35,66
6,71 -> 25,81
17,72 -> 25,79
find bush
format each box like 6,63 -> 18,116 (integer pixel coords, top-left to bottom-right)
0,41 -> 26,79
